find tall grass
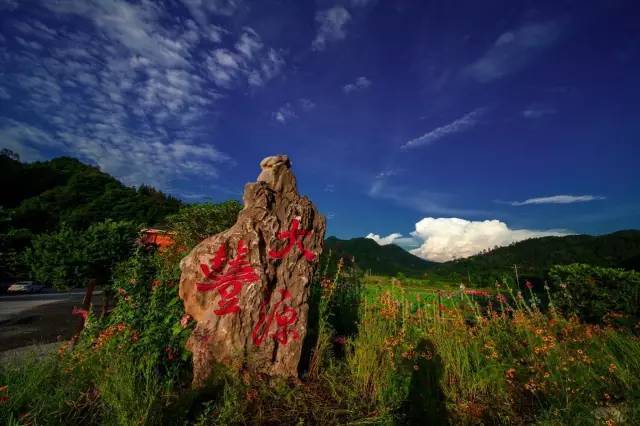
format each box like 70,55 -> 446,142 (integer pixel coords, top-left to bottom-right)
2,259 -> 640,425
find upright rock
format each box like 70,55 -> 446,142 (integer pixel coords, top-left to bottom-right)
179,155 -> 325,386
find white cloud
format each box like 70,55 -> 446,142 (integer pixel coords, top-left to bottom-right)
180,0 -> 244,26
273,103 -> 297,123
366,232 -> 403,245
0,87 -> 10,100
464,20 -> 562,83
343,76 -> 372,93
299,98 -> 316,111
312,6 -> 351,51
522,105 -> 556,119
401,108 -> 484,150
409,217 -> 571,262
2,1 -> 282,190
273,98 -> 315,123
369,178 -> 491,217
510,195 -> 606,206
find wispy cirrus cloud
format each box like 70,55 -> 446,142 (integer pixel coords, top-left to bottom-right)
312,6 -> 351,51
368,177 -> 492,217
464,20 -> 562,83
273,98 -> 316,124
401,108 -> 484,150
343,76 -> 372,93
0,0 -> 283,190
508,195 -> 606,206
522,104 -> 556,119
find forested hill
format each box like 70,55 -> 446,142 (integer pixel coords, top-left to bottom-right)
431,230 -> 640,284
1,152 -> 182,233
323,236 -> 434,277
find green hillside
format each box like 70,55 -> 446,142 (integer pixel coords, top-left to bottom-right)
323,231 -> 640,284
0,151 -> 183,280
1,153 -> 182,232
323,236 -> 433,277
430,230 -> 640,285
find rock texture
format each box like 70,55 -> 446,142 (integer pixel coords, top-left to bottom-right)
179,155 -> 325,386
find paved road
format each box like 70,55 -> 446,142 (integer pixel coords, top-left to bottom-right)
0,291 -> 90,322
0,291 -> 103,351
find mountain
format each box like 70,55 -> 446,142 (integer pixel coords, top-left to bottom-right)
323,236 -> 433,277
430,230 -> 640,285
1,153 -> 183,233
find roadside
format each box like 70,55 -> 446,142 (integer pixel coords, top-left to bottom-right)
0,291 -> 103,352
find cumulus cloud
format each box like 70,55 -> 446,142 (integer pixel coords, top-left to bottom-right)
343,76 -> 372,93
401,108 -> 484,150
409,217 -> 571,262
312,6 -> 351,51
464,20 -> 562,83
509,195 -> 606,206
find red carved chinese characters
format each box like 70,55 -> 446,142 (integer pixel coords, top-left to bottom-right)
196,240 -> 259,316
252,288 -> 300,346
268,217 -> 316,261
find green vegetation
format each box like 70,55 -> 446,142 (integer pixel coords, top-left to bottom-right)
2,254 -> 639,424
324,236 -> 433,277
431,230 -> 640,286
0,152 -> 182,282
549,263 -> 640,327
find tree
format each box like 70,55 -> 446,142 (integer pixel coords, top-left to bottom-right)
166,200 -> 243,250
24,220 -> 138,290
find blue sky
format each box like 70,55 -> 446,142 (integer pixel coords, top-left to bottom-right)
1,0 -> 639,261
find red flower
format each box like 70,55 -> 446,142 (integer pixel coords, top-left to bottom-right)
525,281 -> 534,290
71,306 -> 89,322
152,279 -> 161,288
464,289 -> 490,297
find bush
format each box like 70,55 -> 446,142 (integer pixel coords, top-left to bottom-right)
549,263 -> 640,325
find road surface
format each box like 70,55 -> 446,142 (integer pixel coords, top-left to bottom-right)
0,291 -> 103,351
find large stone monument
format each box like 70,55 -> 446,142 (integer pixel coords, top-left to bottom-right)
179,155 -> 326,386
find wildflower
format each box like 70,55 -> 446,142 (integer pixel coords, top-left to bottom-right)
525,281 -> 534,290
413,364 -> 420,371
0,385 -> 8,404
559,283 -> 567,289
496,294 -> 508,304
334,335 -> 347,345
245,388 -> 258,401
605,420 -> 616,426
117,287 -> 127,296
608,363 -> 617,373
180,314 -> 192,328
130,278 -> 137,285
152,279 -> 161,288
165,346 -> 176,361
505,368 -> 516,380
459,283 -> 466,291
543,371 -> 550,378
71,306 -> 89,322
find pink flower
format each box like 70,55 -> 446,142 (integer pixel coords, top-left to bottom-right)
526,281 -> 534,290
180,314 -> 192,328
71,306 -> 88,322
496,294 -> 508,304
334,335 -> 347,345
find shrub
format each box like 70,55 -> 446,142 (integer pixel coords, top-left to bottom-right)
548,263 -> 640,325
